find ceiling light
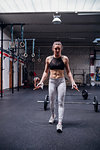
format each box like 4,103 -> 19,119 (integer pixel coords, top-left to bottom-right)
93,38 -> 100,43
93,38 -> 100,45
52,13 -> 62,24
77,11 -> 100,15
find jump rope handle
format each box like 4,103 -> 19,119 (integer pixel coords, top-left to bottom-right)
74,87 -> 80,92
33,83 -> 44,90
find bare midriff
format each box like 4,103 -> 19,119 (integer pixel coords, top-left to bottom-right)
50,70 -> 64,79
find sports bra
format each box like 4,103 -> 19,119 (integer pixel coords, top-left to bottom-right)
49,57 -> 65,70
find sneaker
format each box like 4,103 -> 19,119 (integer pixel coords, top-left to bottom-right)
49,115 -> 56,124
56,123 -> 62,133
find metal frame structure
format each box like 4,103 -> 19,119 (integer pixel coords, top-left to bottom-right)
0,23 -> 25,97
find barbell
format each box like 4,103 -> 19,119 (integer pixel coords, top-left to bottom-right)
38,95 -> 99,112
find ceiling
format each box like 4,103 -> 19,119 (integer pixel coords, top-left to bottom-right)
0,0 -> 100,13
0,0 -> 100,47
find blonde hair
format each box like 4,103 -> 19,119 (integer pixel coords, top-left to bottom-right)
52,41 -> 63,50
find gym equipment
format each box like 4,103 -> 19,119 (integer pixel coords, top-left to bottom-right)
44,95 -> 49,111
10,25 -> 15,93
10,25 -> 15,49
38,48 -> 41,62
38,95 -> 99,112
31,53 -> 35,57
0,23 -> 25,98
24,39 -> 28,57
32,57 -> 35,62
17,38 -> 20,91
20,25 -> 25,48
82,89 -> 88,100
65,96 -> 99,112
31,39 -> 35,62
93,96 -> 98,112
38,58 -> 41,62
10,42 -> 15,49
72,87 -> 88,100
20,41 -> 25,48
11,25 -> 14,43
31,39 -> 35,58
74,88 -> 88,100
24,53 -> 28,57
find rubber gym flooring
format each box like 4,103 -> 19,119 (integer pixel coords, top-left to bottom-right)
0,86 -> 100,150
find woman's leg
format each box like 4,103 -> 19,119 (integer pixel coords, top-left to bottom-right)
49,79 -> 57,118
57,78 -> 66,124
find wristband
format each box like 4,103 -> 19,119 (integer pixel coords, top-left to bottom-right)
72,82 -> 75,89
37,82 -> 44,89
41,82 -> 44,89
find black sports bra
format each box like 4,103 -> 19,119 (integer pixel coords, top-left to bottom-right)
49,57 -> 65,70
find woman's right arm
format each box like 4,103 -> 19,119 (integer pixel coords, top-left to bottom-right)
38,57 -> 50,86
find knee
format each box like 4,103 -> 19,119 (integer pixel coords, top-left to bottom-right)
49,98 -> 54,106
58,100 -> 64,107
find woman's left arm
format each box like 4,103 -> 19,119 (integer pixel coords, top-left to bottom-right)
64,56 -> 77,89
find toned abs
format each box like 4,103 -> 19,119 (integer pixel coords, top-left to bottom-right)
50,70 -> 64,79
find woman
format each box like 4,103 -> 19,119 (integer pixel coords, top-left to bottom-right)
37,41 -> 77,133
33,76 -> 40,88
33,72 -> 40,89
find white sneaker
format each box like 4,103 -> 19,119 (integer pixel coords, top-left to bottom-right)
56,123 -> 62,133
49,115 -> 56,124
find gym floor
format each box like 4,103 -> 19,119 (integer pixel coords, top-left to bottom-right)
0,86 -> 100,150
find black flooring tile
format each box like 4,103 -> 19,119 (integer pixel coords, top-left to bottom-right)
0,86 -> 100,150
